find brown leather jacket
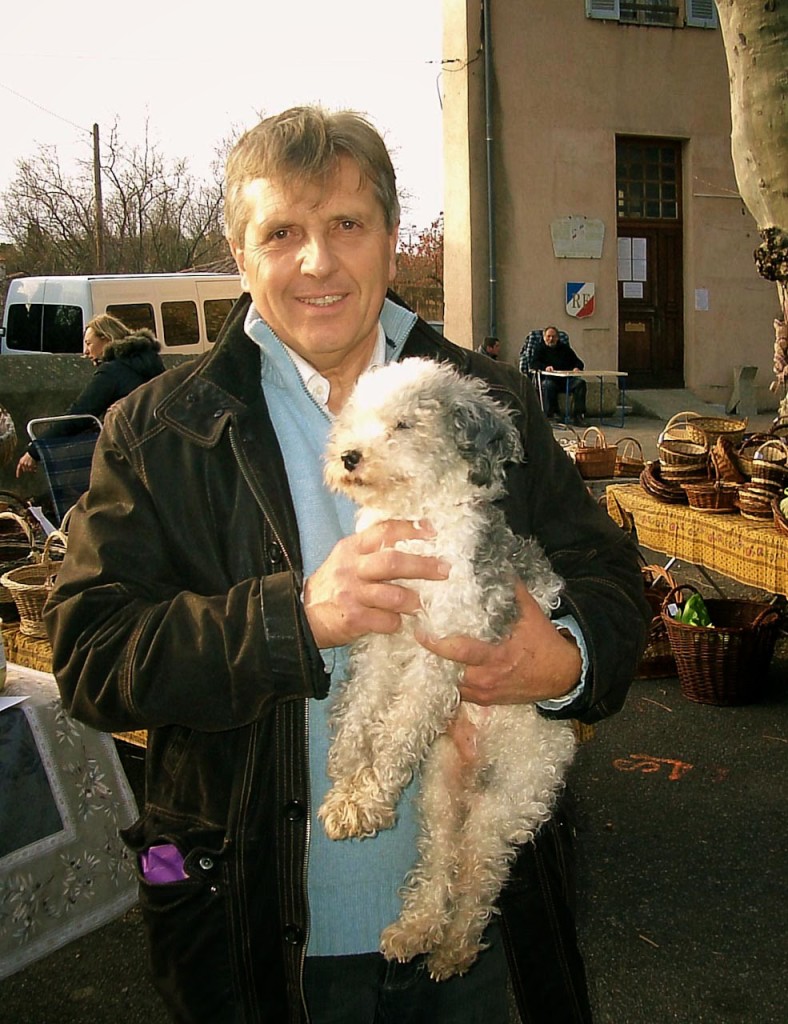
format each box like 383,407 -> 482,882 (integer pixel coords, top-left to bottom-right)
45,295 -> 649,1023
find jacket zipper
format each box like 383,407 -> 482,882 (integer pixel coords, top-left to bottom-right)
229,420 -> 315,1023
299,697 -> 312,1023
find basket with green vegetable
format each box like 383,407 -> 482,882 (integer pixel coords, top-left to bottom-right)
660,585 -> 783,706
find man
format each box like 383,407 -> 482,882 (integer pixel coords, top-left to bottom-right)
527,325 -> 587,425
477,335 -> 501,360
45,107 -> 649,1024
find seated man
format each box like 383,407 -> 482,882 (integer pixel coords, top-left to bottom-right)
524,325 -> 587,425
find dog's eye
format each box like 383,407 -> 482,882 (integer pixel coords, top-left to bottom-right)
395,420 -> 413,430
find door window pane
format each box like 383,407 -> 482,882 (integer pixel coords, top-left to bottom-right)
616,139 -> 681,220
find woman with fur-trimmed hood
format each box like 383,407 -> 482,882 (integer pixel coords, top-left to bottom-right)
17,323 -> 165,475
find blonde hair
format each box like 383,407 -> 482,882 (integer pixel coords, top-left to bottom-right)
224,106 -> 400,246
86,314 -> 130,344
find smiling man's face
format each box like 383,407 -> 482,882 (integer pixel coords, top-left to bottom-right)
229,156 -> 398,374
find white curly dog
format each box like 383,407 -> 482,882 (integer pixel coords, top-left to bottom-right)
319,357 -> 577,981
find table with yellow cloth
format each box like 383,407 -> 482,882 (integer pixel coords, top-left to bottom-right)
606,483 -> 788,596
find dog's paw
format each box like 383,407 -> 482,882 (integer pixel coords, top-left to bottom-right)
318,785 -> 396,840
425,942 -> 481,982
379,918 -> 443,962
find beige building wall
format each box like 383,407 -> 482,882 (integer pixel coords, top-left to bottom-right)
442,0 -> 778,407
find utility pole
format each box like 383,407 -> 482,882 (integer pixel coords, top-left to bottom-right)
93,123 -> 106,272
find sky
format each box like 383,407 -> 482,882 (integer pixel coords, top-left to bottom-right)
0,0 -> 444,237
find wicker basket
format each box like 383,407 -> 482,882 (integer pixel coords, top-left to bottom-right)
659,411 -> 702,443
685,414 -> 748,449
661,585 -> 783,706
749,438 -> 788,494
0,529 -> 66,637
614,437 -> 646,478
636,563 -> 678,679
736,484 -> 774,521
710,436 -> 747,484
574,426 -> 617,479
639,461 -> 689,504
680,462 -> 739,513
0,511 -> 39,608
734,433 -> 775,479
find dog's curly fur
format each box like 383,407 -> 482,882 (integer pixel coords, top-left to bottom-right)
319,357 -> 577,980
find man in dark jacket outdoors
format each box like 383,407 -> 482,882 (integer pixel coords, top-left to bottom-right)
45,106 -> 649,1024
527,325 -> 588,426
16,319 -> 164,476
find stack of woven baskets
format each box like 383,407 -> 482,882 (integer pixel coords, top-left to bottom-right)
640,411 -> 751,513
736,438 -> 788,520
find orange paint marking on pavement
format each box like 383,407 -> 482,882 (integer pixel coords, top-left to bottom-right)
612,753 -> 694,780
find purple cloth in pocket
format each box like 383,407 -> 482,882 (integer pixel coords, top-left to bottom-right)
140,843 -> 188,884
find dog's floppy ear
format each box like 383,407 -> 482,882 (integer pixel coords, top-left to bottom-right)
453,396 -> 523,488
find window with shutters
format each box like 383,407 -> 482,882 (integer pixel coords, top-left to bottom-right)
585,0 -> 717,28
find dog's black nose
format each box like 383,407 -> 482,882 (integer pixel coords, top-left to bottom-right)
341,449 -> 362,471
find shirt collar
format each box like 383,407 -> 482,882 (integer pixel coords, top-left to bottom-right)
283,323 -> 387,411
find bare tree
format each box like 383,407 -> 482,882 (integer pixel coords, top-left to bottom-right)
0,121 -> 228,276
715,1 -> 788,411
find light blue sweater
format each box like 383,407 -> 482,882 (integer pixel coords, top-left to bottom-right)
245,299 -> 420,956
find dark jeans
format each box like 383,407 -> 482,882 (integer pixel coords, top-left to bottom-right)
540,377 -> 587,419
304,923 -> 511,1024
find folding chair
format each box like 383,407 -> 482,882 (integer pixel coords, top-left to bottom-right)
27,415 -> 102,526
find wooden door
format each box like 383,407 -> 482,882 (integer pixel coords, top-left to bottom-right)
616,139 -> 684,388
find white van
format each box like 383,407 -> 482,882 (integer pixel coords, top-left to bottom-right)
0,274 -> 243,357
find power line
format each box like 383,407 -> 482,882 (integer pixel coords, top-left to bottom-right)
0,80 -> 91,136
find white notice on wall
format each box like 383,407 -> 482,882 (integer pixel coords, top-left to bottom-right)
695,288 -> 709,311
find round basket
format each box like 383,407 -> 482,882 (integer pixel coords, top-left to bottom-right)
736,485 -> 774,521
734,433 -> 775,479
659,411 -> 702,443
0,511 -> 39,608
0,529 -> 66,637
750,438 -> 788,493
574,426 -> 617,480
680,463 -> 739,514
685,414 -> 748,449
614,436 -> 645,478
639,461 -> 688,504
660,585 -> 783,706
657,437 -> 709,470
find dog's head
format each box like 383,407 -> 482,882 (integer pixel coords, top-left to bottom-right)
324,358 -> 523,513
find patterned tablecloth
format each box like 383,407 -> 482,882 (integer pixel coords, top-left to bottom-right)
0,662 -> 138,980
606,483 -> 788,596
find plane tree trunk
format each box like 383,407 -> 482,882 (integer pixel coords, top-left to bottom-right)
715,0 -> 788,324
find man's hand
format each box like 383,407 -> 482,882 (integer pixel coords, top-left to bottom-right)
416,580 -> 583,706
303,520 -> 450,649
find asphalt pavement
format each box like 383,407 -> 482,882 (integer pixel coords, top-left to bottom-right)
1,395 -> 786,1024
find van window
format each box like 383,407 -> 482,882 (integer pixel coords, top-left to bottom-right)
107,303 -> 156,334
6,303 -> 83,353
162,301 -> 199,347
204,298 -> 234,343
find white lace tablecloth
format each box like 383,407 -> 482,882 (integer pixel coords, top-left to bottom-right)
0,663 -> 138,980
